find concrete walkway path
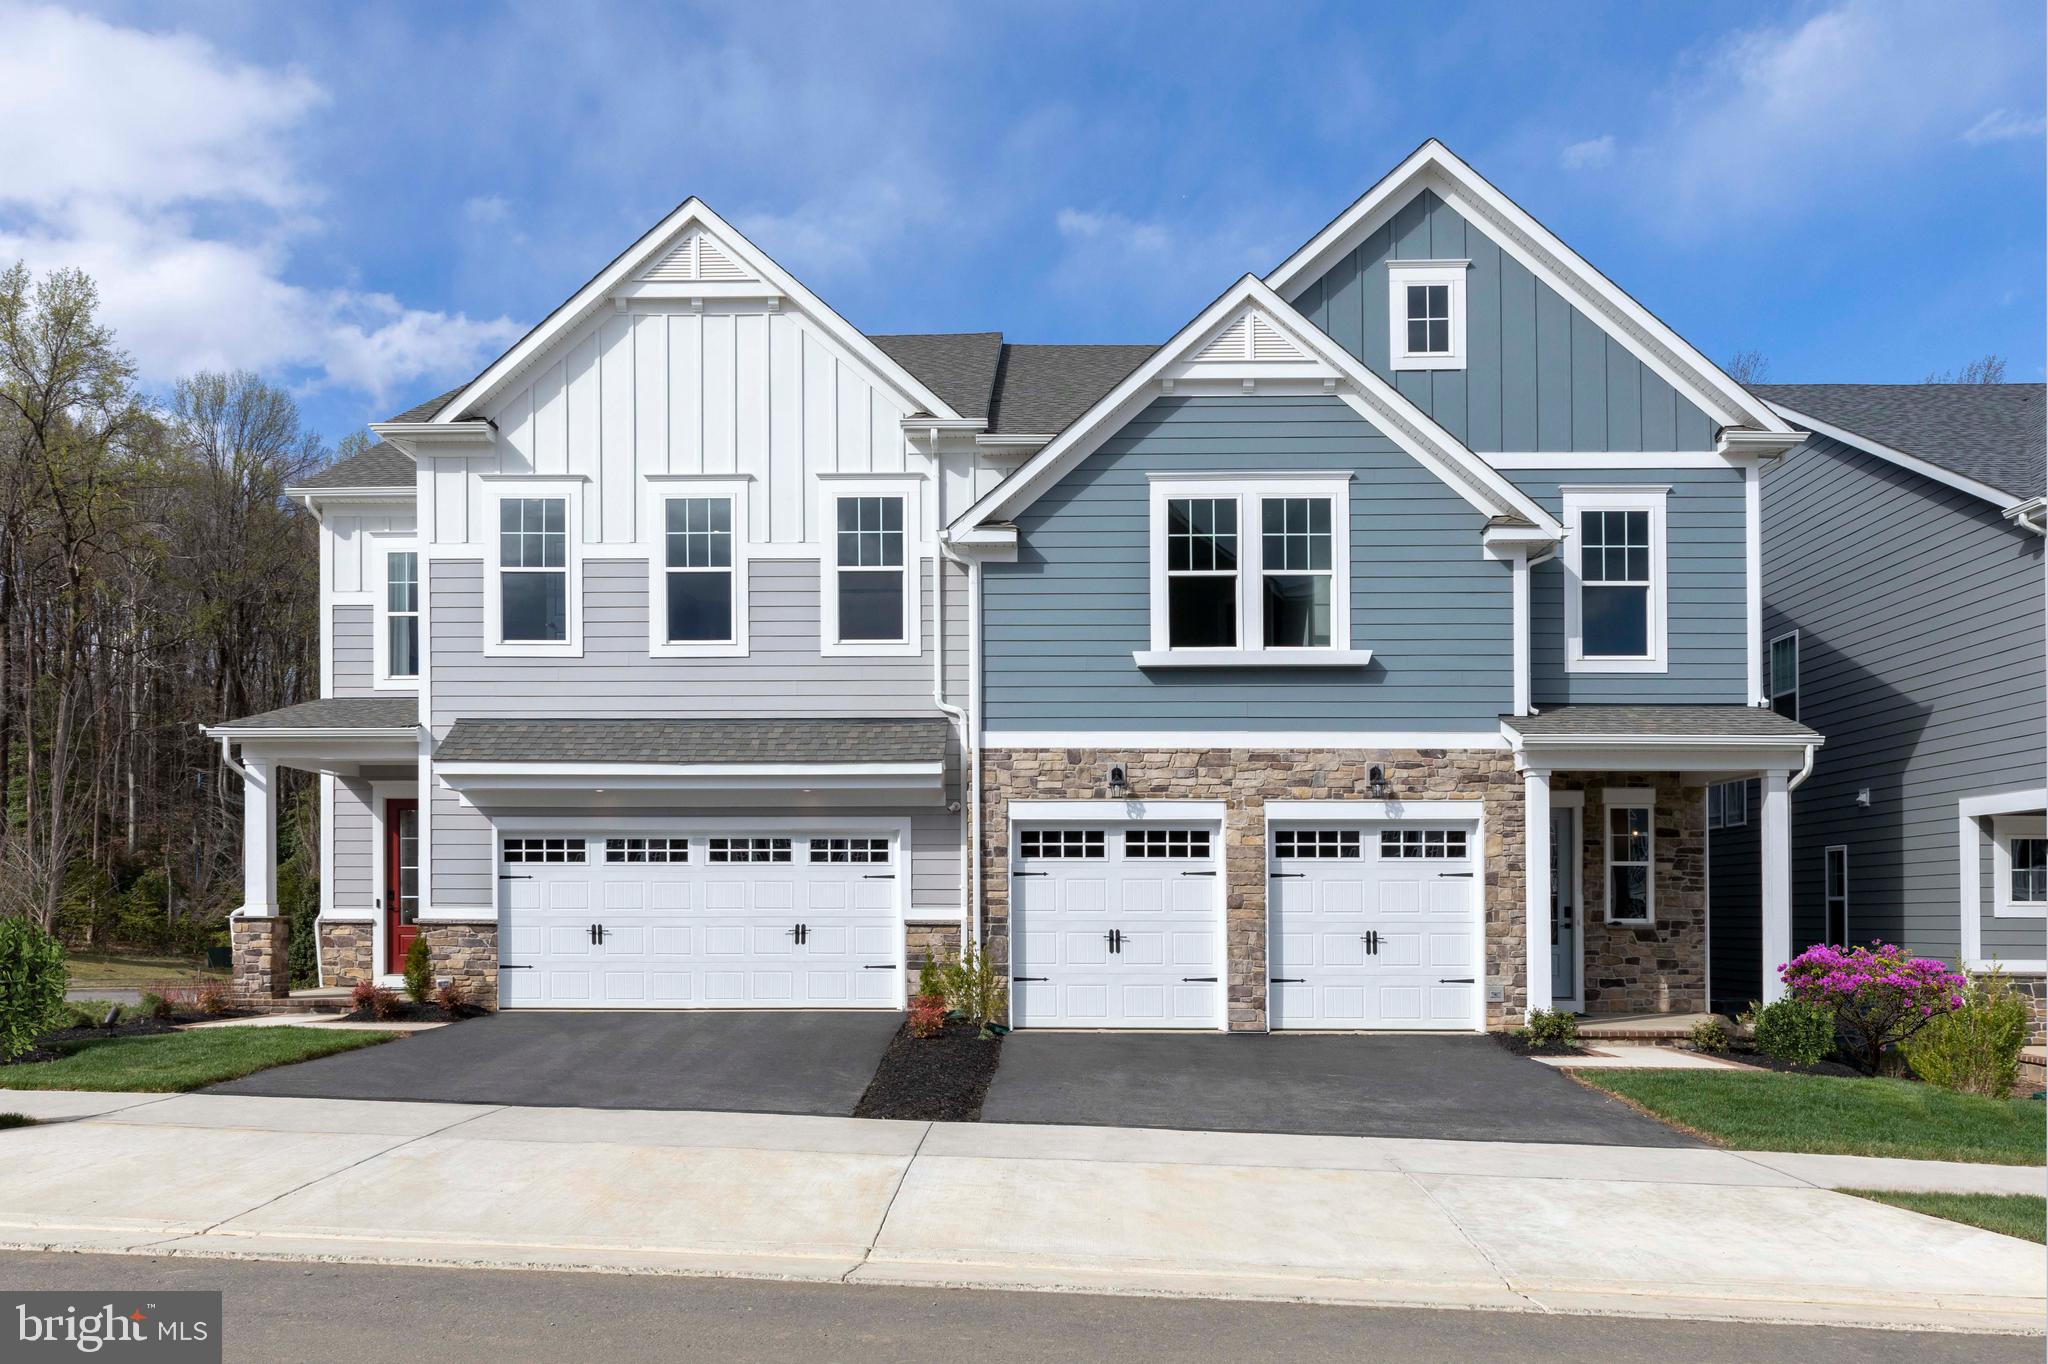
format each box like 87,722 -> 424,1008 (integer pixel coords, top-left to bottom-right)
0,1091 -> 2039,1334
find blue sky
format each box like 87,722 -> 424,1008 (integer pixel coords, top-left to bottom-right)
3,0 -> 2041,451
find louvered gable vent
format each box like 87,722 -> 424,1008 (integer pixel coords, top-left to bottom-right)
1191,309 -> 1305,363
639,229 -> 758,283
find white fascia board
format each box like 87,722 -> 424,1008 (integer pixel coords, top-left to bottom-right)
983,729 -> 1507,750
1265,799 -> 1484,821
367,421 -> 496,458
435,761 -> 941,780
430,199 -> 961,427
1958,788 -> 2048,819
1265,139 -> 1792,439
204,725 -> 418,741
285,487 -> 417,504
1764,402 -> 2027,508
949,273 -> 1562,538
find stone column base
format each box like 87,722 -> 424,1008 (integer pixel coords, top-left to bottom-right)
231,917 -> 290,1001
906,923 -> 963,985
317,921 -> 376,988
422,924 -> 499,1010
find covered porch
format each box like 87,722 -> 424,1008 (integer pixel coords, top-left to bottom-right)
1505,705 -> 1823,1019
202,697 -> 421,1002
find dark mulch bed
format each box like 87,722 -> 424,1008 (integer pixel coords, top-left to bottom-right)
1492,1031 -> 1586,1058
853,1018 -> 1004,1122
1719,1050 -> 1868,1079
5,1017 -> 181,1067
339,1001 -> 481,1024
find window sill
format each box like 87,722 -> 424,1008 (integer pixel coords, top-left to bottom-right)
1389,355 -> 1466,372
1993,903 -> 2048,919
1564,656 -> 1669,675
1132,648 -> 1374,669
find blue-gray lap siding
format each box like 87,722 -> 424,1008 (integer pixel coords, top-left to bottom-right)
1714,435 -> 2045,964
982,394 -> 1512,732
1286,189 -> 1718,454
1509,466 -> 1750,706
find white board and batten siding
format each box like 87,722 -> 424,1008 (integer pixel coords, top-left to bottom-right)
325,507 -> 416,698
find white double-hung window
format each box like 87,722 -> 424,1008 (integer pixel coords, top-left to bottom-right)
1141,475 -> 1366,668
820,478 -> 922,657
1563,487 -> 1667,673
1994,815 -> 2047,918
484,480 -> 582,656
646,478 -> 748,657
375,546 -> 420,685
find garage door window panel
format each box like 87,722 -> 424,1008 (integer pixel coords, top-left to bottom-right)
1274,828 -> 1363,859
1124,828 -> 1212,859
1379,828 -> 1469,859
504,837 -> 586,864
605,837 -> 688,864
1019,828 -> 1106,860
710,836 -> 793,864
810,837 -> 890,864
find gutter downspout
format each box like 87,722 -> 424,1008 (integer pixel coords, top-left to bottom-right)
217,733 -> 321,987
925,428 -> 973,965
1787,742 -> 1816,792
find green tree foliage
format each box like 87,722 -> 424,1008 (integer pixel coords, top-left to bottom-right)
0,915 -> 66,1058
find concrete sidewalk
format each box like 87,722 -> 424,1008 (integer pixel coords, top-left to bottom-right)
0,1091 -> 2040,1334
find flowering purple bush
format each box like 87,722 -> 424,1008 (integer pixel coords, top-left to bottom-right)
1779,942 -> 1966,1074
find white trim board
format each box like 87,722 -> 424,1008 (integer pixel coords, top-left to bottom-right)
982,730 -> 1510,751
1006,800 -> 1228,823
1264,799 -> 1484,822
1959,788 -> 2048,972
1265,139 -> 1793,440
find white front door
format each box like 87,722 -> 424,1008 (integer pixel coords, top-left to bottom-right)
498,833 -> 902,1008
1010,824 -> 1221,1028
1268,822 -> 1479,1030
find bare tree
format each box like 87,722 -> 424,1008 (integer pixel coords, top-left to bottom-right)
1726,349 -> 1771,385
1925,354 -> 2008,384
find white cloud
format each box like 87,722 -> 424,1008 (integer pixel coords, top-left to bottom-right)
1560,135 -> 1615,171
1962,109 -> 2047,145
0,3 -> 517,406
462,195 -> 513,227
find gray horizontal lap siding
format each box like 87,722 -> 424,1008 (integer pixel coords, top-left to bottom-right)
332,778 -> 375,911
428,558 -> 942,726
332,606 -> 375,696
1744,435 -> 2044,961
1287,189 -> 1717,453
1513,467 -> 1749,705
983,394 -> 1512,730
432,784 -> 496,910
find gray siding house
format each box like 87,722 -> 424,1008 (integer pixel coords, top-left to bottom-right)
1710,385 -> 2045,1029
205,141 -> 1831,1033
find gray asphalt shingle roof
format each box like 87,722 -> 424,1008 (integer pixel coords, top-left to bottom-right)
213,697 -> 419,731
434,717 -> 951,765
988,343 -> 1157,435
1503,705 -> 1820,742
385,385 -> 473,424
1757,383 -> 2045,501
868,332 -> 1002,421
295,440 -> 415,491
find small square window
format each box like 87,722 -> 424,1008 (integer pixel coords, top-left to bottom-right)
1387,265 -> 1465,371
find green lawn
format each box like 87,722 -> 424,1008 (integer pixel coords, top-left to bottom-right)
64,950 -> 226,988
1575,1070 -> 2046,1165
0,1027 -> 395,1092
1841,1190 -> 2047,1244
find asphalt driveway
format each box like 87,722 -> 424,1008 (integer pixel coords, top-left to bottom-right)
209,1011 -> 903,1115
979,1032 -> 1697,1146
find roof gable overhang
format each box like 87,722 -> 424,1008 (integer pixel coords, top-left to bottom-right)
1764,399 -> 2031,510
947,275 -> 1562,548
1266,140 -> 1795,442
400,198 -> 963,443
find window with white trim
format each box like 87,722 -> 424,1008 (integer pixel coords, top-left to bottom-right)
1824,845 -> 1849,945
1994,815 -> 2047,917
1380,828 -> 1470,860
708,836 -> 792,864
1148,478 -> 1351,659
1274,828 -> 1362,859
1770,632 -> 1799,720
371,543 -> 420,687
1124,828 -> 1212,859
1564,489 -> 1666,673
809,837 -> 890,864
503,838 -> 586,864
1707,780 -> 1747,830
1387,262 -> 1467,372
605,837 -> 688,864
663,497 -> 735,644
1018,829 -> 1106,860
1604,793 -> 1654,924
832,494 -> 907,645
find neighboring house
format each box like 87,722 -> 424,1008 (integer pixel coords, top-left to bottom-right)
205,141 -> 1824,1031
1708,384 -> 2045,1029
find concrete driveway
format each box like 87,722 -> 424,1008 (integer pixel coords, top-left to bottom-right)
208,1010 -> 903,1115
980,1032 -> 1695,1146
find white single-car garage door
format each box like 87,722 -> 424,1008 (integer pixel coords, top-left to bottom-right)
1010,824 -> 1222,1028
498,833 -> 902,1008
1267,822 -> 1479,1030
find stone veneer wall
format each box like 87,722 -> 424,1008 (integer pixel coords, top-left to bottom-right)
2016,975 -> 2047,1046
422,923 -> 499,1009
981,747 -> 1528,1031
230,917 -> 290,1001
1557,773 -> 1708,1016
318,922 -> 376,988
906,923 -> 962,973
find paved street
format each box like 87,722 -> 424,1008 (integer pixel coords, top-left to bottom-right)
1,1251 -> 2036,1364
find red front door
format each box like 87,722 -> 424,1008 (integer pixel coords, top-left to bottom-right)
385,799 -> 421,974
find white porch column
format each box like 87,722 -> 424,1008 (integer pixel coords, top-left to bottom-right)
1525,768 -> 1553,1016
240,754 -> 278,917
1760,767 -> 1791,1002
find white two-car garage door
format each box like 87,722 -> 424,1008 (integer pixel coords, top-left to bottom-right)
1267,822 -> 1479,1029
1010,824 -> 1223,1028
498,834 -> 901,1009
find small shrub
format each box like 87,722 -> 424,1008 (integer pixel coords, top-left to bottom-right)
1519,1008 -> 1581,1049
939,943 -> 1006,1026
139,990 -> 177,1022
907,994 -> 947,1039
402,936 -> 433,1006
351,980 -> 402,1021
1907,967 -> 2031,1099
433,980 -> 473,1017
0,917 -> 67,1060
1753,996 -> 1835,1068
195,980 -> 231,1016
1689,1017 -> 1731,1054
1780,942 -> 1965,1074
915,956 -> 946,1003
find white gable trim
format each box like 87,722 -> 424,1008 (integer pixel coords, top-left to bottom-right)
427,199 -> 961,427
1265,140 -> 1793,440
948,276 -> 1561,540
1764,401 -> 2028,509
